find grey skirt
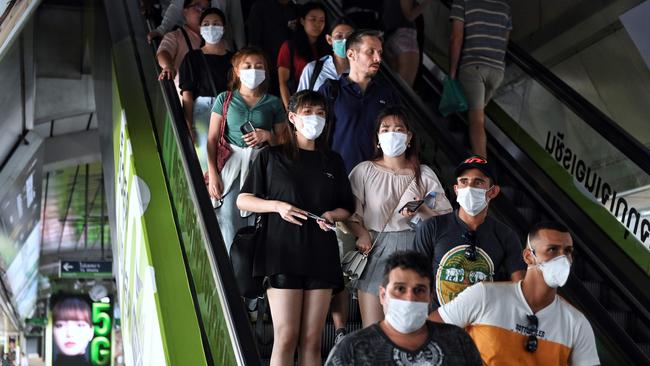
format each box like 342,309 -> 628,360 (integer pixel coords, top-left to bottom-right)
354,230 -> 416,296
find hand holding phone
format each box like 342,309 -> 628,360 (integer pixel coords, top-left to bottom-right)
306,211 -> 336,230
240,121 -> 255,135
399,199 -> 424,214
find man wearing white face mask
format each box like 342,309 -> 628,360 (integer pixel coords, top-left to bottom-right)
430,222 -> 600,366
414,155 -> 526,308
326,251 -> 481,365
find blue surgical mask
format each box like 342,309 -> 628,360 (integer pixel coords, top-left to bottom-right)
332,39 -> 347,58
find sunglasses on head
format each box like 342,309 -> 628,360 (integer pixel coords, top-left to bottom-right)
462,231 -> 477,261
526,314 -> 538,352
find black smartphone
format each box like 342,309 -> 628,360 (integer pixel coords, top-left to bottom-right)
240,121 -> 255,134
399,199 -> 424,213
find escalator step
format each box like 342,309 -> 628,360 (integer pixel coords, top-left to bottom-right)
582,280 -> 602,300
608,310 -> 632,331
321,321 -> 363,358
637,343 -> 650,360
515,207 -> 538,227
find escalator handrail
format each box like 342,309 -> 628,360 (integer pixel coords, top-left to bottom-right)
321,1 -> 650,363
137,14 -> 261,366
437,0 -> 650,176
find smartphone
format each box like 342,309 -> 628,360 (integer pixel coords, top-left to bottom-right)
240,121 -> 255,134
306,211 -> 336,230
399,199 -> 425,213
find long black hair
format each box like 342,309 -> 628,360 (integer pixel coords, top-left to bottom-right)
373,106 -> 422,187
283,90 -> 331,160
291,2 -> 330,61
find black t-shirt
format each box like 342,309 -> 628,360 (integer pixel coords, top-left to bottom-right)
414,210 -> 526,308
326,321 -> 482,365
179,50 -> 232,98
241,146 -> 354,286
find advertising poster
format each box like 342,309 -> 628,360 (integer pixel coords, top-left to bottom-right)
50,294 -> 112,366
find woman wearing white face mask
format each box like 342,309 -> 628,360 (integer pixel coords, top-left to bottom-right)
179,8 -> 233,172
346,107 -> 452,328
207,46 -> 285,251
238,90 -> 354,366
296,18 -> 354,92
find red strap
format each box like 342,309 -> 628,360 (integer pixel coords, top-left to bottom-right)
219,91 -> 233,139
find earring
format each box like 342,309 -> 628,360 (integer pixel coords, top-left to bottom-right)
407,143 -> 411,147
377,144 -> 381,149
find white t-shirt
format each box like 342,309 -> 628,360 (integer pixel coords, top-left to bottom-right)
297,55 -> 347,92
439,281 -> 600,366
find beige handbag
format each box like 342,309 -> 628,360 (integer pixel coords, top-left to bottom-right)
341,176 -> 415,280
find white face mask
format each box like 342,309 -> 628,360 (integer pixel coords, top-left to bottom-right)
527,237 -> 571,288
295,114 -> 326,140
200,25 -> 224,44
239,69 -> 266,89
378,132 -> 408,157
383,293 -> 429,334
456,186 -> 490,216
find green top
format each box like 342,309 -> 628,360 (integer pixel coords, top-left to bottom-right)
212,90 -> 286,147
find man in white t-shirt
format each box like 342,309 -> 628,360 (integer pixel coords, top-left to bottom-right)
430,221 -> 600,366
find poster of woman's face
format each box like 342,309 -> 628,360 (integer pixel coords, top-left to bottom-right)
51,295 -> 94,361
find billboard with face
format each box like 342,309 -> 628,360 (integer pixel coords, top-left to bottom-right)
50,294 -> 112,366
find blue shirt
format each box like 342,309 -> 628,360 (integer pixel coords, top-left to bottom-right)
318,74 -> 400,173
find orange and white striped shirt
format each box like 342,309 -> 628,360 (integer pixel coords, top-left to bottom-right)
439,281 -> 599,366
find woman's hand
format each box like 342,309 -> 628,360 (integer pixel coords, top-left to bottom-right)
158,65 -> 176,80
355,232 -> 373,254
208,171 -> 224,199
243,129 -> 271,147
317,211 -> 336,231
400,197 -> 421,217
274,201 -> 307,225
147,30 -> 162,43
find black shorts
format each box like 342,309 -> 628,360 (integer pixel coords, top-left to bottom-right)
264,274 -> 337,290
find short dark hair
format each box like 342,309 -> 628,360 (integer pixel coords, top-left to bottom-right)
345,29 -> 383,52
528,221 -> 570,242
381,251 -> 433,289
329,17 -> 353,34
200,7 -> 226,25
183,0 -> 199,8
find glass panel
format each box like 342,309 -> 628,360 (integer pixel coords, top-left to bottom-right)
419,2 -> 650,252
493,62 -> 650,248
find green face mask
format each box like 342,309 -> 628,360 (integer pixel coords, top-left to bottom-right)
332,39 -> 347,58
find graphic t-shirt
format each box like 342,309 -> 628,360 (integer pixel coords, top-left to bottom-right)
439,282 -> 600,366
414,211 -> 526,307
325,321 -> 482,366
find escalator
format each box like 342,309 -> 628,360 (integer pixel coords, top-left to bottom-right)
111,0 -> 650,363
319,1 -> 650,365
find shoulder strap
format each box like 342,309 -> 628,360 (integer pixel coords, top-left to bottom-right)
199,52 -> 219,97
366,175 -> 416,254
308,58 -> 326,91
329,78 -> 340,101
324,78 -> 341,143
219,91 -> 233,138
179,27 -> 195,51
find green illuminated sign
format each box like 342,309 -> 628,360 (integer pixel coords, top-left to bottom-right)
90,302 -> 111,365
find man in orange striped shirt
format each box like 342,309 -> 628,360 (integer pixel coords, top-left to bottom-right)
430,221 -> 600,365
